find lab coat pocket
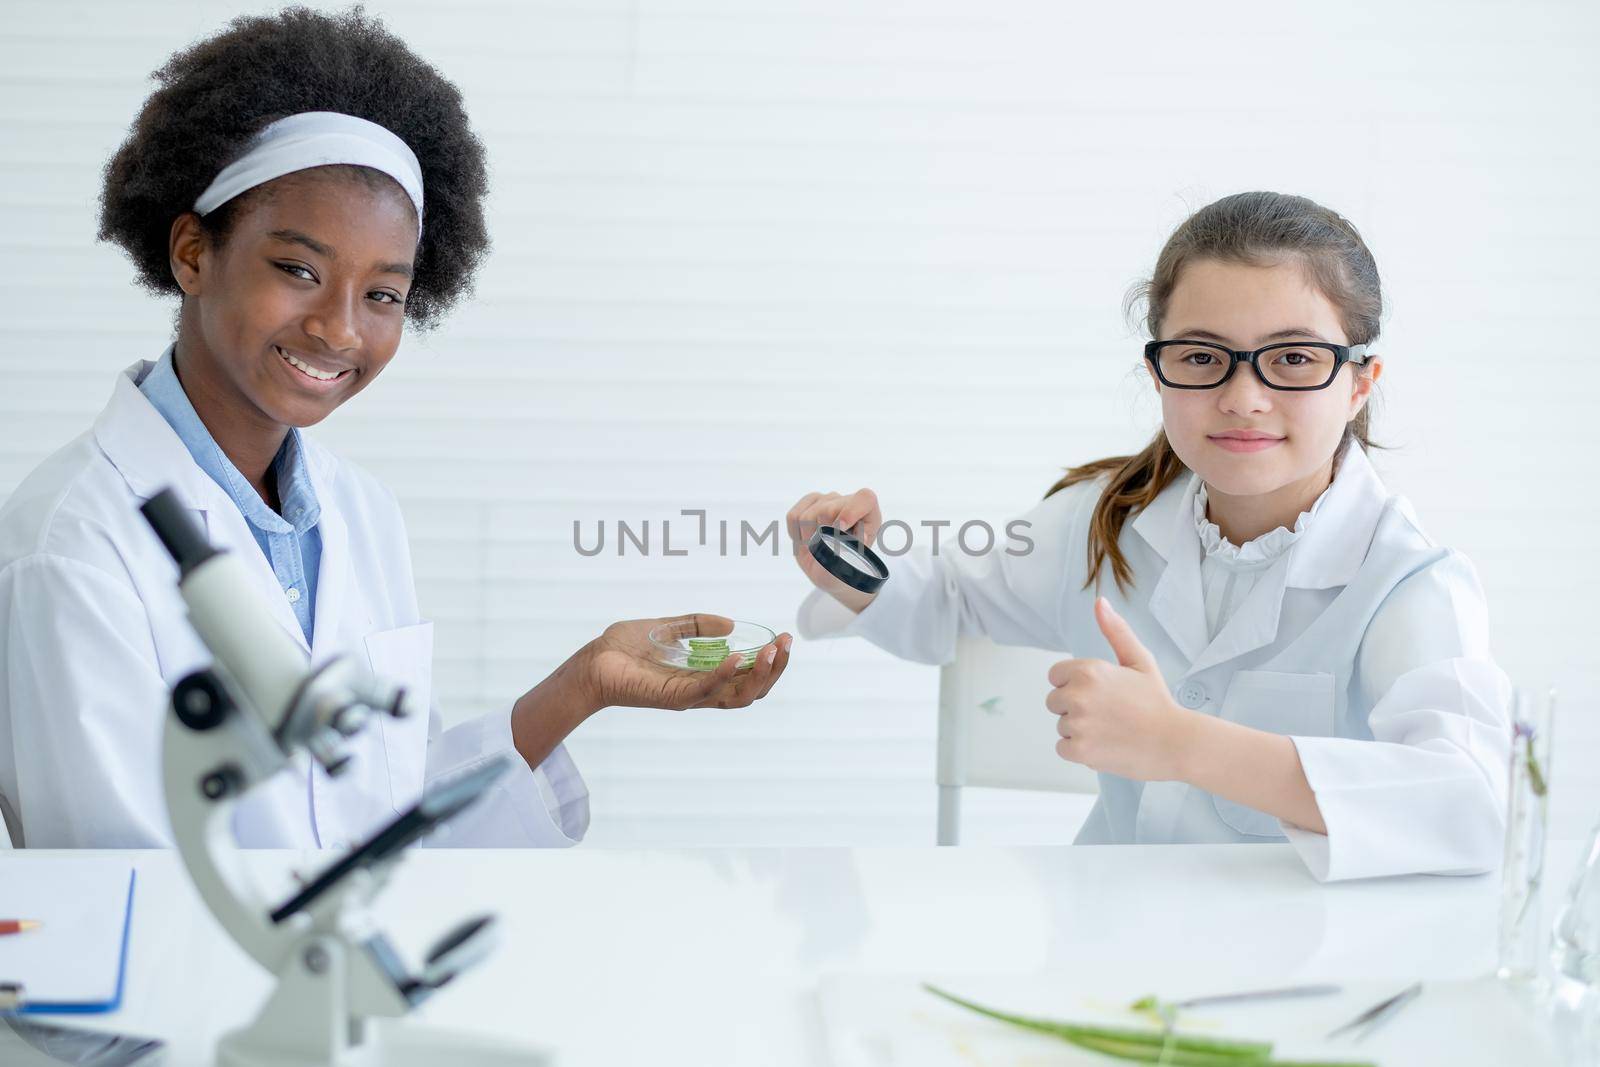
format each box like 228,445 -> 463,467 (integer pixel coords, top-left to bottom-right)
1212,669 -> 1336,838
363,622 -> 435,813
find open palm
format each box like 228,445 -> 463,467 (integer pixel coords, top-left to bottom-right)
585,613 -> 791,711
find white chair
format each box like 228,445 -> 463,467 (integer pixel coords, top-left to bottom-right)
936,634 -> 1100,844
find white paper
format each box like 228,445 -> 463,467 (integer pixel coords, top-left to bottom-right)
0,858 -> 134,1006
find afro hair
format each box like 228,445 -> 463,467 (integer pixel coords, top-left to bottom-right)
97,5 -> 489,330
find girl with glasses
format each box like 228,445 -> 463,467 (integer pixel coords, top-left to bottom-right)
788,191 -> 1508,882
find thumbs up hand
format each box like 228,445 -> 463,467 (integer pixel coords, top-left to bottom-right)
1045,596 -> 1196,782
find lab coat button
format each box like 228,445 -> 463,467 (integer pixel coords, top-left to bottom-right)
1176,682 -> 1207,709
286,587 -> 301,603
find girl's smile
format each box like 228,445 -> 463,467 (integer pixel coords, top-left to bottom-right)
273,343 -> 356,392
1207,429 -> 1286,453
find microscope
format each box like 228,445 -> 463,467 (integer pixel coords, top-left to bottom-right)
140,489 -> 551,1067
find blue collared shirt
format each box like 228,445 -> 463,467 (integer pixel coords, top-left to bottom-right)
140,347 -> 322,644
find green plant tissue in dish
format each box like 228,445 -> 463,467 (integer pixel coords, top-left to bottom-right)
686,637 -> 731,670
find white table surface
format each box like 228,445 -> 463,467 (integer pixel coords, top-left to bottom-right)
5,843 -> 1595,1066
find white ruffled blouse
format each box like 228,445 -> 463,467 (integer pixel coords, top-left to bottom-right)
1193,480 -> 1335,641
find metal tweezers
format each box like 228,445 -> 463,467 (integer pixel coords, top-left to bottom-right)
1325,982 -> 1423,1043
1154,983 -> 1342,1033
1176,983 -> 1343,1010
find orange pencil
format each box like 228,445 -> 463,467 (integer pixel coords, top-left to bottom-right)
0,920 -> 41,935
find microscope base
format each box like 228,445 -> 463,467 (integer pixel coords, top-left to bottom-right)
214,934 -> 551,1067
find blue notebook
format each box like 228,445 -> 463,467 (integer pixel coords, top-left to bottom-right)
0,859 -> 136,1015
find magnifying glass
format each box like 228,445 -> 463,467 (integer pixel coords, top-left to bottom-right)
806,525 -> 890,595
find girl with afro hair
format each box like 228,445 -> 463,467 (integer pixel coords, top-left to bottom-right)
0,6 -> 791,848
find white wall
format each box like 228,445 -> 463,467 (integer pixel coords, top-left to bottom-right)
2,0 -> 1596,846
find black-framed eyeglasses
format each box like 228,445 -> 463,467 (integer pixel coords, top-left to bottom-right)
1144,339 -> 1370,391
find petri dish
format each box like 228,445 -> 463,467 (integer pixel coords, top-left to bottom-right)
648,619 -> 777,672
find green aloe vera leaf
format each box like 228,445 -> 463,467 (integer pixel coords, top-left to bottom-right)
1073,1034 -> 1378,1067
1071,1032 -> 1271,1065
922,985 -> 1272,1059
925,986 -> 1379,1067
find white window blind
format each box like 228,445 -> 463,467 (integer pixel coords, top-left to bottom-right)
2,0 -> 1595,845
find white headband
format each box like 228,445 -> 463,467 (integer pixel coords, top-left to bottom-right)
193,111 -> 424,238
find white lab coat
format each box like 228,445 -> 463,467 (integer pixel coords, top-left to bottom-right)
799,442 -> 1511,882
0,360 -> 588,850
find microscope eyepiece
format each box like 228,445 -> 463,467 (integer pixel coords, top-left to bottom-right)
140,488 -> 219,576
